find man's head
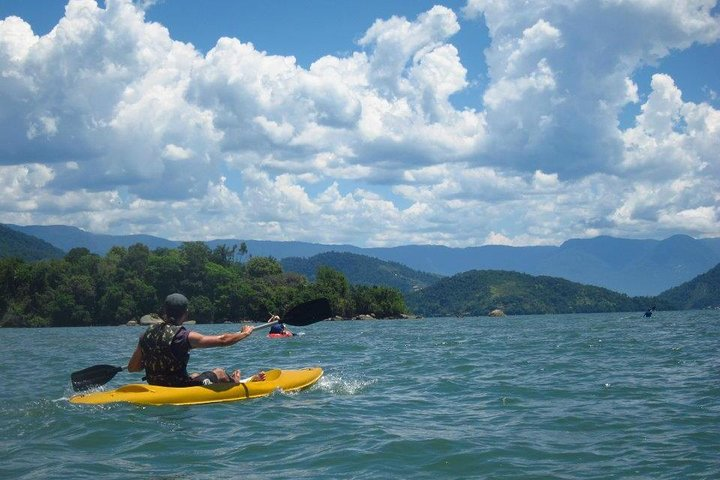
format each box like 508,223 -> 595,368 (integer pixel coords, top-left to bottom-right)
164,293 -> 189,324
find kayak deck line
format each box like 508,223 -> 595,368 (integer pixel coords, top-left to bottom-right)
69,367 -> 323,406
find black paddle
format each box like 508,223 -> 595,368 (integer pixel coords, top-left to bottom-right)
70,298 -> 332,391
261,298 -> 332,330
71,364 -> 125,392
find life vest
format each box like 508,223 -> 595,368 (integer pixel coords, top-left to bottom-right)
140,323 -> 192,386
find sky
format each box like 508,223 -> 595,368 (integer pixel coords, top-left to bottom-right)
0,0 -> 718,248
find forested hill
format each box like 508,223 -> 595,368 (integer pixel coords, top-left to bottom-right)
281,251 -> 442,293
655,263 -> 720,310
405,270 -> 664,317
0,224 -> 64,261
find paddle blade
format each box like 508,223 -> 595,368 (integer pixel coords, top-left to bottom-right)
71,364 -> 123,391
283,298 -> 332,326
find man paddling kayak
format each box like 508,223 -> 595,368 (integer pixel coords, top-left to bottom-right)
267,314 -> 294,336
127,293 -> 265,386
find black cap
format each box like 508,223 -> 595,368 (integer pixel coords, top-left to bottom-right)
164,293 -> 188,319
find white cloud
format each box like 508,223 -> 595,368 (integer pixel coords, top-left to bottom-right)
162,144 -> 193,161
0,0 -> 718,247
0,15 -> 38,62
659,206 -> 718,232
0,164 -> 54,211
359,6 -> 461,96
532,170 -> 560,191
621,73 -> 720,196
26,114 -> 59,139
475,0 -> 720,178
505,19 -> 563,77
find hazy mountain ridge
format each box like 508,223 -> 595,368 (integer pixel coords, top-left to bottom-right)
6,224 -> 178,253
5,224 -> 720,296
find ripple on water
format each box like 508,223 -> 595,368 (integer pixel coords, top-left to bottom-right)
317,373 -> 377,396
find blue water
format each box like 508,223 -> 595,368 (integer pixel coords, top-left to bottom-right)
1,310 -> 719,479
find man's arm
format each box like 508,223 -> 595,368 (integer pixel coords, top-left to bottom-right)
188,325 -> 254,349
127,343 -> 144,372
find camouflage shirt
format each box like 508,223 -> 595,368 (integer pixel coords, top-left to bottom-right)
140,323 -> 193,387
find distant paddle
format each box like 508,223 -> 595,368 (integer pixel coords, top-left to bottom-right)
258,298 -> 332,331
70,298 -> 332,391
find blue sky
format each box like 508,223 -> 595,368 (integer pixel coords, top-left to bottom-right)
0,0 -> 718,247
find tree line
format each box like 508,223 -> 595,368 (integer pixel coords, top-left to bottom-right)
0,242 -> 407,328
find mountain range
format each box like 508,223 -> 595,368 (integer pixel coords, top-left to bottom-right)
5,223 -> 720,296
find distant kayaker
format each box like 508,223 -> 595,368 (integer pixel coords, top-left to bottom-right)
127,293 -> 265,386
644,306 -> 656,318
267,314 -> 293,336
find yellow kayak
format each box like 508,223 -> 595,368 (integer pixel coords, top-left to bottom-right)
69,367 -> 323,406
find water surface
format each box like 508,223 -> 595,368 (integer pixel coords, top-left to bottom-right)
2,310 -> 718,479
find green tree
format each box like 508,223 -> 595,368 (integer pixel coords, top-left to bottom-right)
97,280 -> 153,325
65,247 -> 92,265
350,285 -> 406,318
246,256 -> 283,278
178,242 -> 212,298
45,289 -> 75,327
0,258 -> 23,318
120,243 -> 151,279
314,266 -> 351,315
215,280 -> 262,321
190,295 -> 214,323
211,242 -> 247,265
146,249 -> 184,297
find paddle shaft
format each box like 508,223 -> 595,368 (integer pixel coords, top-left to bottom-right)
253,321 -> 279,331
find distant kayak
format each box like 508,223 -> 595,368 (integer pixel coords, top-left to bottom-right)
268,332 -> 295,338
69,367 -> 323,406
